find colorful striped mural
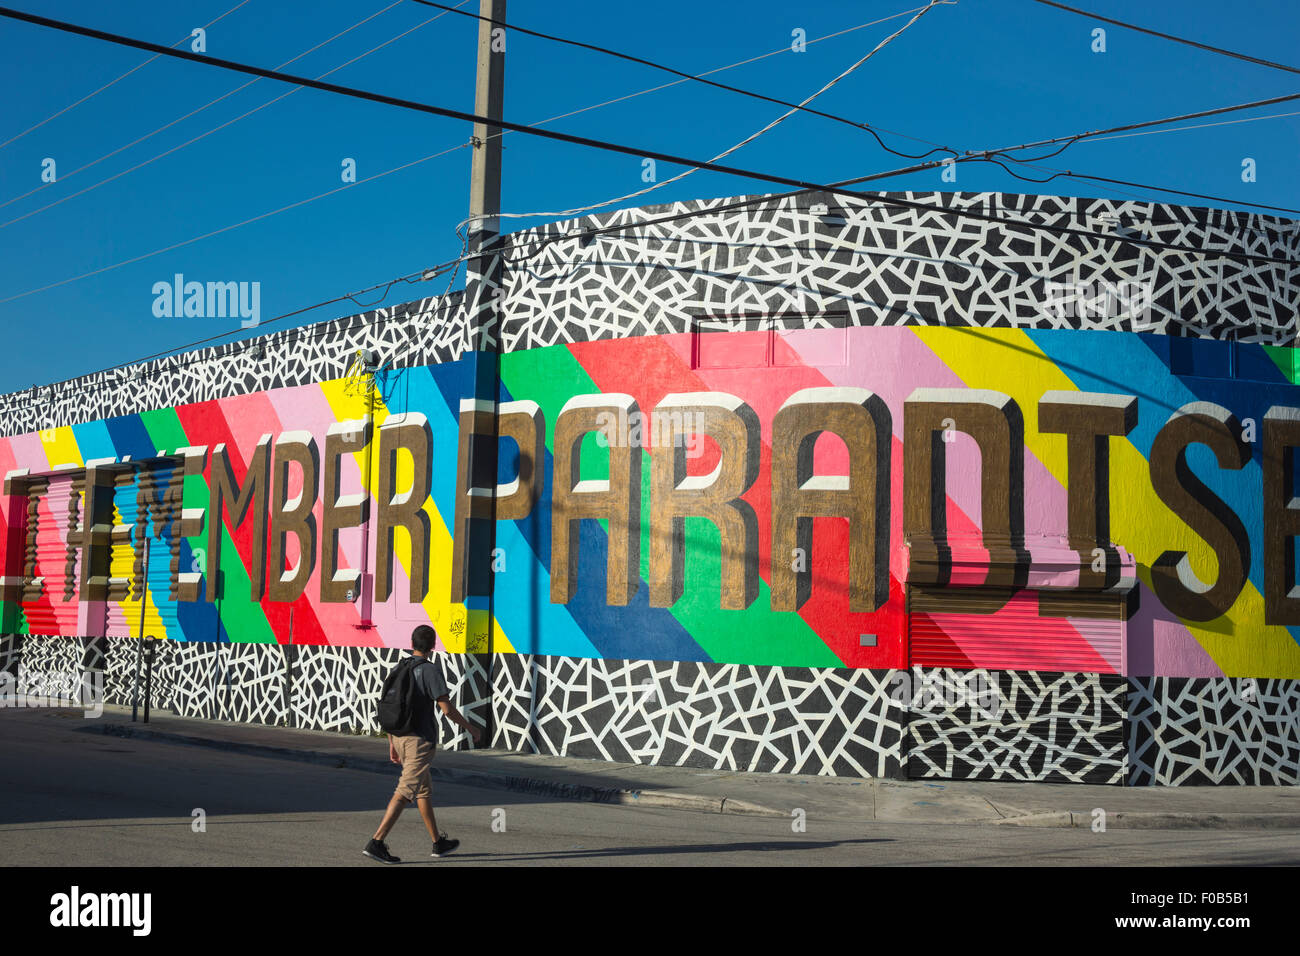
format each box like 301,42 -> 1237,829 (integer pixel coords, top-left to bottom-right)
2,326 -> 1298,679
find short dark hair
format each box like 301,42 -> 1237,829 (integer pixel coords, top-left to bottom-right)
411,625 -> 437,654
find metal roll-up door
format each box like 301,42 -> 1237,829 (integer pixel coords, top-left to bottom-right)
908,586 -> 1125,674
905,535 -> 1130,675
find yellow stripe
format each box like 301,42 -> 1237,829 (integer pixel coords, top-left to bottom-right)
317,378 -> 514,653
912,326 -> 1300,677
36,426 -> 83,470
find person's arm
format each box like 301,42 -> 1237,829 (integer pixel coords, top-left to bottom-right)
436,696 -> 483,744
388,733 -> 400,764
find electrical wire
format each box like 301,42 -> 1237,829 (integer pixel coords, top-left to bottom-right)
0,15 -> 937,305
498,176 -> 1300,270
462,0 -> 955,229
0,141 -> 473,305
1,5 -> 1295,315
0,259 -> 465,411
410,0 -> 956,161
0,0 -> 472,225
0,0 -> 253,151
1075,109 -> 1300,145
8,187 -> 1294,413
0,5 -> 972,204
1029,0 -> 1300,76
0,0 -> 1294,317
981,91 -> 1300,165
459,81 -> 1300,240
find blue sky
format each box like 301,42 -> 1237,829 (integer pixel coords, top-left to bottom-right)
0,0 -> 1296,389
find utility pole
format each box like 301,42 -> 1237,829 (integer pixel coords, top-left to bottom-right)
467,0 -> 505,289
461,0 -> 506,748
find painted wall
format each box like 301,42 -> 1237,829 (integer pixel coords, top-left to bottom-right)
3,325 -> 1299,678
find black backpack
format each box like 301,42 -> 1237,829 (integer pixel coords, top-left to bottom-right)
377,657 -> 430,736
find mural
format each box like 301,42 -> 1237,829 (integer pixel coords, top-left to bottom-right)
3,325 -> 1298,679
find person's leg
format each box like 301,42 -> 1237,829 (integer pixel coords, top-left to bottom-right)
415,797 -> 440,841
373,792 -> 408,841
374,735 -> 419,841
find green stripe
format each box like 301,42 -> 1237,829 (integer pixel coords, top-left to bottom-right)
501,345 -> 841,667
1263,345 -> 1298,384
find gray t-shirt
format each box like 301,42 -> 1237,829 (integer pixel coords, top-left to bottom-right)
411,656 -> 449,744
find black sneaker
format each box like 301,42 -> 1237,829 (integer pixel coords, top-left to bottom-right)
363,838 -> 400,864
431,834 -> 460,858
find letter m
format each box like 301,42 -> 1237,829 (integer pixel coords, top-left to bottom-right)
207,281 -> 239,318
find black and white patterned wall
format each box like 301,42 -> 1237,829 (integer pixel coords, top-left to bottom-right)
491,654 -> 905,777
0,292 -> 465,437
9,635 -> 1300,785
495,190 -> 1298,351
3,190 -> 1295,436
904,669 -> 1128,785
1127,677 -> 1300,785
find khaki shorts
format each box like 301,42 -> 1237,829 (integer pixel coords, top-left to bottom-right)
392,735 -> 435,801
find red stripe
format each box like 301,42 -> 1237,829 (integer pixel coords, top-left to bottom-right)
174,398 -> 328,645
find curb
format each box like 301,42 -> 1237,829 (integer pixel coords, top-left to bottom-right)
86,722 -> 783,818
985,810 -> 1300,830
84,723 -> 1300,830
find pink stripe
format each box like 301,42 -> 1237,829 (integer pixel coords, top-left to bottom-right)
263,386 -> 383,647
8,432 -> 50,473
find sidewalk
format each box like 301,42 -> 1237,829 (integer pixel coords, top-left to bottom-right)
80,704 -> 1300,830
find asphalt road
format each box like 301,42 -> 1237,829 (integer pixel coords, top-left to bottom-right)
3,709 -> 1300,867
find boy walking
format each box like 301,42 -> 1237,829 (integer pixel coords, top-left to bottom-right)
364,625 -> 482,864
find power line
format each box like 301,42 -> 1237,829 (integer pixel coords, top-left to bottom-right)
981,91 -> 1300,164
0,6 -> 857,207
1001,163 -> 1300,216
500,177 -> 1300,270
4,6 -> 1289,267
10,185 -> 1296,413
516,90 -> 1300,239
3,8 -> 1291,409
0,8 -> 986,209
1081,109 -> 1300,145
492,13 -> 951,156
1029,0 -> 1300,76
473,0 -> 953,225
0,259 -> 465,412
2,0 -> 1289,316
795,92 -> 1300,217
0,0 -> 405,212
0,0 -> 253,151
0,17 -> 935,304
0,141 -> 472,305
409,0 -> 956,162
0,0 -> 470,225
